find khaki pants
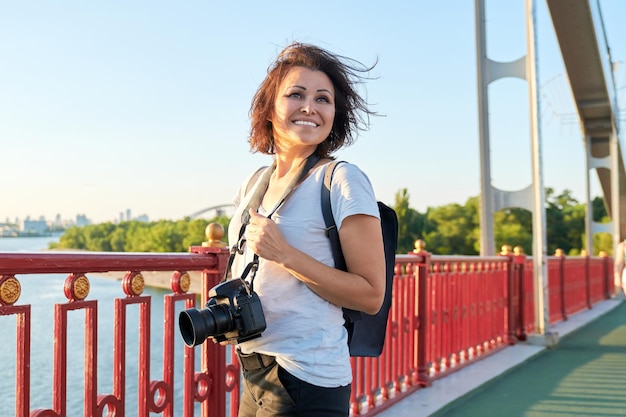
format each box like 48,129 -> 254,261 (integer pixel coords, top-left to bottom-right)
237,353 -> 351,417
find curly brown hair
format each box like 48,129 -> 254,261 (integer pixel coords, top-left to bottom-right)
249,42 -> 376,157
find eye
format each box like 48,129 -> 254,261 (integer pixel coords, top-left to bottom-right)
316,96 -> 330,103
287,92 -> 302,99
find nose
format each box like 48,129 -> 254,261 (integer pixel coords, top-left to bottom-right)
300,98 -> 316,114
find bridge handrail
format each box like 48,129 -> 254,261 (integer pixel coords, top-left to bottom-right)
0,249 -> 615,417
0,246 -> 232,417
0,251 -> 225,274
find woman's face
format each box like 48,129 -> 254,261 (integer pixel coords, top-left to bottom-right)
271,66 -> 335,153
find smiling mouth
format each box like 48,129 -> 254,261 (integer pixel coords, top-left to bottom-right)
293,120 -> 318,127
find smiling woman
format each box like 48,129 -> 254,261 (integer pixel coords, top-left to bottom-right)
219,42 -> 385,417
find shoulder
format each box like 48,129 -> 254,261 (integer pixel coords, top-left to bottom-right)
245,166 -> 268,194
233,166 -> 270,206
327,161 -> 372,187
325,161 -> 379,225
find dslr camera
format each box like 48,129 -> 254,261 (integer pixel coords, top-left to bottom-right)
178,278 -> 266,346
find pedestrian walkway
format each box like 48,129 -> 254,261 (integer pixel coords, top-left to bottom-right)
377,298 -> 626,417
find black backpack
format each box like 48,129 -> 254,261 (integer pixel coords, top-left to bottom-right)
321,161 -> 398,357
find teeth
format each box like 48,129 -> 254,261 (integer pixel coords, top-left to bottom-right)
294,120 -> 317,127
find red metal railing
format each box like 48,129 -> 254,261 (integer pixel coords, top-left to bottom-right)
0,249 -> 614,417
0,247 -> 234,417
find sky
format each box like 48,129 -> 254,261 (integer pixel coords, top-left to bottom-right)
1,1 -> 626,225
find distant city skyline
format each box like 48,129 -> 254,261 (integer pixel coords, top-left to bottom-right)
2,1 -> 625,224
1,204 -> 232,227
2,209 -> 141,227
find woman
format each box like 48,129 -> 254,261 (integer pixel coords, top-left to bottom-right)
228,42 -> 385,416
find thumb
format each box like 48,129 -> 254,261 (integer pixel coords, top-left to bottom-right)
248,208 -> 265,223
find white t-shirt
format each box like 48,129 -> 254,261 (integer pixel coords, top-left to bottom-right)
227,161 -> 379,387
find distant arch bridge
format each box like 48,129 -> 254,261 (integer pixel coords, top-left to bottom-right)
187,204 -> 235,219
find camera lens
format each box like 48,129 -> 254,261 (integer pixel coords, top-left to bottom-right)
178,304 -> 234,347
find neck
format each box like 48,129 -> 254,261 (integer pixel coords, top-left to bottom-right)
274,150 -> 317,179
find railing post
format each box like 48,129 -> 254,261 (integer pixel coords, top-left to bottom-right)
558,252 -> 567,321
415,252 -> 431,387
189,245 -> 231,417
585,254 -> 592,309
164,272 -> 198,417
0,275 -> 31,417
603,256 -> 611,299
502,253 -> 517,345
513,255 -> 527,341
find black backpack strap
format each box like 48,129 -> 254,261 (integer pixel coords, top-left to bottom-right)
321,161 -> 361,323
322,161 -> 347,271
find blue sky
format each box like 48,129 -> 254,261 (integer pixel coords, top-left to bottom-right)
1,1 -> 625,224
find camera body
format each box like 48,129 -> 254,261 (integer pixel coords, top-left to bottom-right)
179,278 -> 266,347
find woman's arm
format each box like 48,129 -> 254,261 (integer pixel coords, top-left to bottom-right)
245,209 -> 386,314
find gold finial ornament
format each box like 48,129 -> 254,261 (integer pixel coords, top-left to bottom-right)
513,246 -> 524,256
413,239 -> 426,253
0,275 -> 21,305
500,245 -> 512,255
554,248 -> 564,257
202,223 -> 227,248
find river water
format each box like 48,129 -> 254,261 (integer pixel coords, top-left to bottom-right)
0,236 -> 201,416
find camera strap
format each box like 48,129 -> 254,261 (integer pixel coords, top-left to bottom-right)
222,153 -> 321,287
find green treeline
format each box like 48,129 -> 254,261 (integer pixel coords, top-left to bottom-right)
396,187 -> 610,256
50,216 -> 230,253
50,188 -> 611,256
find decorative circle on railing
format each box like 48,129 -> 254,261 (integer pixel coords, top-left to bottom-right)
74,275 -> 90,299
224,363 -> 240,391
122,271 -> 145,296
0,275 -> 21,305
149,380 -> 171,413
194,371 -> 211,402
96,393 -> 122,416
63,274 -> 90,301
171,271 -> 191,294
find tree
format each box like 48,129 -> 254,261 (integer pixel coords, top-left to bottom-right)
591,196 -> 612,255
423,202 -> 478,255
494,208 -> 532,255
394,189 -> 424,253
592,196 -> 608,221
52,226 -> 87,250
546,188 -> 579,256
49,189 -> 603,257
50,217 -> 225,253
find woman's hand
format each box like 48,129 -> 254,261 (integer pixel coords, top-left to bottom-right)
244,208 -> 288,263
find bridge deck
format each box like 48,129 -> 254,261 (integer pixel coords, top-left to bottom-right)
377,298 -> 625,416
